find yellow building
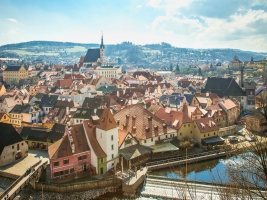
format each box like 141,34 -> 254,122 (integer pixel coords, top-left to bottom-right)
3,65 -> 28,85
0,85 -> 6,96
0,113 -> 11,124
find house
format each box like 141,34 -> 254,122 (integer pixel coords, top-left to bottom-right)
194,117 -> 223,146
155,106 -> 194,141
73,108 -> 104,125
114,104 -> 177,147
0,112 -> 10,124
0,122 -> 28,166
3,65 -> 28,85
218,99 -> 239,125
245,110 -> 267,133
0,96 -> 23,113
48,123 -> 91,179
205,104 -> 227,127
0,84 -> 6,96
20,127 -> 51,150
9,104 -> 43,127
191,92 -> 220,108
39,94 -> 58,115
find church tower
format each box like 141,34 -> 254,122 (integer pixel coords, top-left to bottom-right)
100,33 -> 105,63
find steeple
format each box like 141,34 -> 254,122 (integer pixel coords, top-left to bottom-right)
100,33 -> 105,49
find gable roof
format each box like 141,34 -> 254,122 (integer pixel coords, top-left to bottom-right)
202,77 -> 245,97
114,104 -> 176,140
40,94 -> 58,107
97,108 -> 117,131
5,65 -> 23,71
82,97 -> 101,108
0,122 -> 23,154
84,49 -> 100,63
195,117 -> 218,133
83,120 -> 106,158
48,136 -> 72,159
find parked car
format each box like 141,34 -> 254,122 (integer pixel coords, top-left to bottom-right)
246,136 -> 256,142
238,130 -> 245,136
228,136 -> 238,143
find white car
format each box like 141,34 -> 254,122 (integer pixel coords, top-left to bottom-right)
238,130 -> 245,136
246,136 -> 256,142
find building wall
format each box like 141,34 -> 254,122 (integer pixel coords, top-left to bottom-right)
50,152 -> 91,179
3,67 -> 28,85
10,113 -> 22,127
177,122 -> 195,141
96,127 -> 118,171
0,113 -> 11,124
193,122 -> 219,142
0,141 -> 28,167
0,85 -> 6,96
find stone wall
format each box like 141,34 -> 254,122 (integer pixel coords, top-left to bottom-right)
31,178 -> 121,193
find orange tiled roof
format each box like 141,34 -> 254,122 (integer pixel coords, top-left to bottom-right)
97,108 -> 117,131
114,104 -> 176,140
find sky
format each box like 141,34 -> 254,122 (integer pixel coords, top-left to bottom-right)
1,0 -> 267,52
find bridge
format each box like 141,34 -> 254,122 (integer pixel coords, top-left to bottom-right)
0,160 -> 48,200
146,149 -> 233,171
141,175 -> 266,199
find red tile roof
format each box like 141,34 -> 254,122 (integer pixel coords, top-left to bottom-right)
114,104 -> 176,140
195,117 -> 218,133
97,108 -> 117,131
48,136 -> 72,159
83,120 -> 106,158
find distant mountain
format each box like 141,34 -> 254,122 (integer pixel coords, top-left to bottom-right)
0,41 -> 266,68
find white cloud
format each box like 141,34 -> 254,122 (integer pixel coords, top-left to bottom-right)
8,18 -> 17,23
151,15 -> 203,35
147,0 -> 162,8
9,29 -> 17,34
136,4 -> 142,9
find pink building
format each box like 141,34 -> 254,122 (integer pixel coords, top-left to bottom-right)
48,123 -> 91,179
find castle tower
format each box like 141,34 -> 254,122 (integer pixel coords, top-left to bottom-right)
100,33 -> 105,63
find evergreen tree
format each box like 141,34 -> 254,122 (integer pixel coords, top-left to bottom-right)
176,64 -> 180,73
198,68 -> 203,76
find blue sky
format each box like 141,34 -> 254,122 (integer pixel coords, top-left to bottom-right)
1,0 -> 267,52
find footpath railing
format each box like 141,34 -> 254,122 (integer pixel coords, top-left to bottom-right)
0,160 -> 48,200
146,149 -> 233,170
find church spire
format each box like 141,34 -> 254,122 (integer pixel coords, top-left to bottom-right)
100,32 -> 105,49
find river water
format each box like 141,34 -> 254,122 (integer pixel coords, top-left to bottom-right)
0,154 -> 251,199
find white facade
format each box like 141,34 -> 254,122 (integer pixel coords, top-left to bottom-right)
0,141 -> 28,167
96,127 -> 119,171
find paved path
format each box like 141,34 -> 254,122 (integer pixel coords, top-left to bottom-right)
0,160 -> 47,200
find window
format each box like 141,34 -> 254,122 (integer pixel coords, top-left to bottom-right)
204,134 -> 206,137
101,158 -> 103,163
63,159 -> 69,165
22,143 -> 24,146
83,155 -> 87,160
166,135 -> 168,138
151,138 -> 153,142
208,134 -> 209,136
70,168 -> 74,173
184,125 -> 186,127
111,135 -> 113,141
54,161 -> 59,167
112,154 -> 114,159
144,140 -> 147,143
188,124 -> 190,127
54,172 -> 60,177
111,145 -> 114,150
194,125 -> 196,128
12,146 -> 14,149
180,133 -> 182,136
190,131 -> 192,134
214,132 -> 216,135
